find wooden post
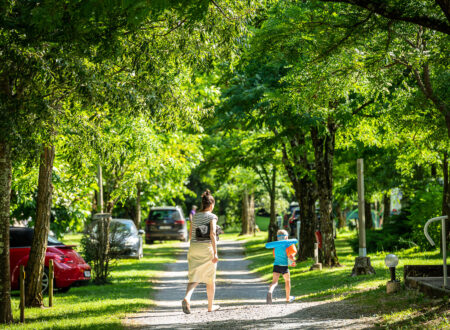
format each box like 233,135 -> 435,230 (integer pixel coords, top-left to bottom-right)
20,265 -> 25,323
351,159 -> 375,276
357,158 -> 366,257
314,243 -> 319,264
49,260 -> 54,307
310,243 -> 322,270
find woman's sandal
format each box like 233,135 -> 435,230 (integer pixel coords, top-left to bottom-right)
208,305 -> 220,312
182,299 -> 191,314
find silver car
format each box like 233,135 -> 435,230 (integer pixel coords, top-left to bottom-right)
88,219 -> 144,259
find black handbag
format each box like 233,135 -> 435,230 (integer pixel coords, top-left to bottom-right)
196,223 -> 223,241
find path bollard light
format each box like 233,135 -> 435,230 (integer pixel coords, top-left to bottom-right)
385,254 -> 400,294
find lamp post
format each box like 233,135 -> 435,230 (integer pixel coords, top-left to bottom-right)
385,254 -> 400,294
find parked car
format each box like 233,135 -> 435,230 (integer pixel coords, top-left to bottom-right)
9,227 -> 91,293
145,206 -> 188,244
87,219 -> 144,259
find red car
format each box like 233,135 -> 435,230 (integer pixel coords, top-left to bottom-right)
10,227 -> 91,293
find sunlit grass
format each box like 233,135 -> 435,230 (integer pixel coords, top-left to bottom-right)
2,235 -> 179,329
242,228 -> 448,327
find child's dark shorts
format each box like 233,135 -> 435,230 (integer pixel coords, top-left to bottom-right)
273,265 -> 289,274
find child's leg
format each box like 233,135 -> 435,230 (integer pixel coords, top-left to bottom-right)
282,272 -> 291,301
268,272 -> 281,293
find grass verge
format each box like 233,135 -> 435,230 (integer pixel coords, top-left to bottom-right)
241,228 -> 449,328
2,234 -> 179,330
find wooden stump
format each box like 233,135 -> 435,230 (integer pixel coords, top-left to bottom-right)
310,263 -> 323,271
386,280 -> 401,294
351,256 -> 376,276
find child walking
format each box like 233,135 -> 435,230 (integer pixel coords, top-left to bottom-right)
265,229 -> 298,304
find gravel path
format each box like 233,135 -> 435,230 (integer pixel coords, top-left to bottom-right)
124,240 -> 376,329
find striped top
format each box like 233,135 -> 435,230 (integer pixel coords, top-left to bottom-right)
190,211 -> 218,243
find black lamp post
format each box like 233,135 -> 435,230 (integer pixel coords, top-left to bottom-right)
385,254 -> 400,293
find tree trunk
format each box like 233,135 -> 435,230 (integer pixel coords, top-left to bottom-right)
442,152 -> 449,246
412,63 -> 450,139
135,184 -> 141,229
96,216 -> 111,283
25,145 -> 55,307
382,193 -> 390,226
365,200 -> 373,230
267,192 -> 277,242
431,164 -> 437,178
105,201 -> 115,214
280,133 -> 317,260
249,192 -> 255,235
241,189 -> 255,235
267,167 -> 278,242
296,178 -> 317,261
311,122 -> 339,267
0,142 -> 13,324
336,203 -> 346,228
241,189 -> 250,235
97,164 -> 103,213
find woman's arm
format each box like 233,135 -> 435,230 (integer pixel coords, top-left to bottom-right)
210,218 -> 218,263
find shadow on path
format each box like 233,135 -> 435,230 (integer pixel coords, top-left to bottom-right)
124,240 -> 376,329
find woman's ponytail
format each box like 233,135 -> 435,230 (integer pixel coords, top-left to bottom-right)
200,189 -> 215,211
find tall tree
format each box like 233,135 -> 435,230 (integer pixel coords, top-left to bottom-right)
0,143 -> 12,323
1,0 -> 265,316
25,146 -> 55,306
319,0 -> 450,34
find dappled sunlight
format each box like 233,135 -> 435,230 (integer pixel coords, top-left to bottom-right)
240,228 -> 449,328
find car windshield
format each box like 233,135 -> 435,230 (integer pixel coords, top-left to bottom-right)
48,235 -> 63,246
10,228 -> 65,247
148,210 -> 181,222
111,221 -> 137,235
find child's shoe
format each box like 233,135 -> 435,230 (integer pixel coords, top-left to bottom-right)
266,292 -> 272,304
287,296 -> 295,303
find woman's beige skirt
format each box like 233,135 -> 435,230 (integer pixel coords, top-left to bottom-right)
188,242 -> 216,284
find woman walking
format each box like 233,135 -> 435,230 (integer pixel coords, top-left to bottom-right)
182,189 -> 220,314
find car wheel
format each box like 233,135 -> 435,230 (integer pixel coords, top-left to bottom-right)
42,268 -> 50,294
146,240 -> 154,245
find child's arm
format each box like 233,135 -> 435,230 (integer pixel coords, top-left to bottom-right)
286,244 -> 297,267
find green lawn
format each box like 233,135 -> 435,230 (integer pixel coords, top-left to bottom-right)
2,234 -> 179,329
240,228 -> 449,328
255,216 -> 270,231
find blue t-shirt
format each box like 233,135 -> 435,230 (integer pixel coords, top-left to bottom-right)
265,239 -> 298,266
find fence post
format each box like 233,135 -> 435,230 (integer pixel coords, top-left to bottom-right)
20,265 -> 25,323
310,242 -> 322,270
49,259 -> 54,307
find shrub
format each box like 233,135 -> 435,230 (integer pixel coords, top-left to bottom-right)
349,211 -> 416,253
349,182 -> 444,253
408,182 -> 443,251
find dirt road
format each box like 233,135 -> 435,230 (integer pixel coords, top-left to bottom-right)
124,240 -> 376,329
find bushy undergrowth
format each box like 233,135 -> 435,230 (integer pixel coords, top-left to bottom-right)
408,183 -> 443,251
350,182 -> 444,253
350,212 -> 416,253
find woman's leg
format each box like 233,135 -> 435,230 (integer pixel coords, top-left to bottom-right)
206,281 -> 216,311
184,282 -> 199,302
282,273 -> 291,301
